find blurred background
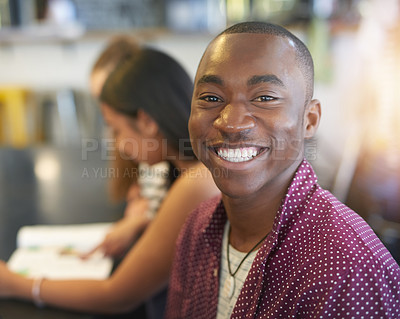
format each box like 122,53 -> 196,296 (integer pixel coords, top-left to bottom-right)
0,0 -> 399,262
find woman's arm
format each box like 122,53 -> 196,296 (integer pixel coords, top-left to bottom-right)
0,163 -> 219,314
82,197 -> 151,258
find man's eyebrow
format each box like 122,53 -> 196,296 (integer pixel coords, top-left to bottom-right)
196,75 -> 223,86
247,75 -> 285,87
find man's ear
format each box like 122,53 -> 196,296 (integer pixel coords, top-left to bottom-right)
136,109 -> 159,137
304,99 -> 321,139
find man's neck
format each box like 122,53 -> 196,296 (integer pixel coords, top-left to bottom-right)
221,192 -> 280,252
222,163 -> 298,252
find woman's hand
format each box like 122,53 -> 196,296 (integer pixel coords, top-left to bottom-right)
83,197 -> 150,258
0,260 -> 17,297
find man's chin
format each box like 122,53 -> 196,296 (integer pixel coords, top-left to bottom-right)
215,179 -> 263,200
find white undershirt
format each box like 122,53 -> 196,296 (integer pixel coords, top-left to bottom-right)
138,162 -> 169,218
216,222 -> 258,319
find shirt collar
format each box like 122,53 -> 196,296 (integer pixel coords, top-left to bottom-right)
203,196 -> 227,255
272,159 -> 318,236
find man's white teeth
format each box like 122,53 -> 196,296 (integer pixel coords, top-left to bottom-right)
217,147 -> 259,162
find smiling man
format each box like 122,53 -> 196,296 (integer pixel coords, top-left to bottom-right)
165,22 -> 400,319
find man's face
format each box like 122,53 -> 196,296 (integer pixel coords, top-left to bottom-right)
189,33 -> 309,198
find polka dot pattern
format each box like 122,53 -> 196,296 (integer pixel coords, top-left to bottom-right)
165,160 -> 400,319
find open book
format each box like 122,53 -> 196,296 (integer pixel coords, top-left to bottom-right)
7,223 -> 113,280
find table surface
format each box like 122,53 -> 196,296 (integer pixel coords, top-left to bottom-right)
0,145 -> 125,318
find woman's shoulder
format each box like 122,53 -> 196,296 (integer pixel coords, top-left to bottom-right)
174,162 -> 219,197
158,162 -> 220,220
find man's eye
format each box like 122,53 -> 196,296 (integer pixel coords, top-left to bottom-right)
253,95 -> 274,102
200,96 -> 221,102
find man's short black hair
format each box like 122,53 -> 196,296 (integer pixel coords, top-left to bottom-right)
219,21 -> 314,103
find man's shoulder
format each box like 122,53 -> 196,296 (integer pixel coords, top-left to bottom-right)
300,186 -> 399,270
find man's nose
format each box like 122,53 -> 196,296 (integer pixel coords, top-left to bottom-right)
213,104 -> 255,133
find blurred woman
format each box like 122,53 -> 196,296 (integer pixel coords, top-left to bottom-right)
89,36 -> 172,259
0,45 -> 219,317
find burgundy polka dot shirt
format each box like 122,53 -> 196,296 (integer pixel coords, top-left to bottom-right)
165,160 -> 400,318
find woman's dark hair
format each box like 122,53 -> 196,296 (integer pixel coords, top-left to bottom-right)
91,35 -> 139,75
91,36 -> 140,202
100,47 -> 195,158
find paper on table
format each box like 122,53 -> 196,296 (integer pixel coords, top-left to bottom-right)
16,223 -> 112,251
7,223 -> 113,280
